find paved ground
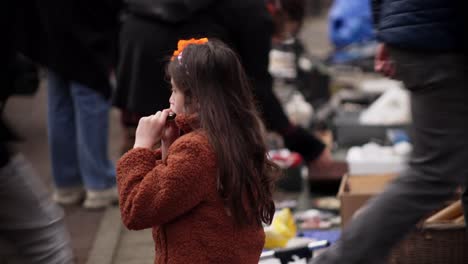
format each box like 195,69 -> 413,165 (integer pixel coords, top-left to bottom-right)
3,11 -> 333,264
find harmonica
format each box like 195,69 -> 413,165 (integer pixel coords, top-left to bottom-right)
167,112 -> 176,121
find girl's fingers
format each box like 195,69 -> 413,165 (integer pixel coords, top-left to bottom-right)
159,109 -> 170,122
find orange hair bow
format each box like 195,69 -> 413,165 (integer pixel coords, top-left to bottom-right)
172,38 -> 209,61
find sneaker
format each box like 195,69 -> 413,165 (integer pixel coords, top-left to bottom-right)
83,187 -> 119,209
52,186 -> 85,205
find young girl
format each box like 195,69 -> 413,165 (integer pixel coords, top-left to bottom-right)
116,38 -> 279,263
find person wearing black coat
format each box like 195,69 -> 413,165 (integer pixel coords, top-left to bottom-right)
28,0 -> 121,208
311,1 -> 468,263
114,0 -> 331,167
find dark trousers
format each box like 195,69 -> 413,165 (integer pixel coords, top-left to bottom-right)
312,48 -> 468,263
0,154 -> 74,264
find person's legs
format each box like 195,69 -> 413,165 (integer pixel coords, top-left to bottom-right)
47,70 -> 85,204
0,154 -> 74,264
312,49 -> 468,263
70,81 -> 116,209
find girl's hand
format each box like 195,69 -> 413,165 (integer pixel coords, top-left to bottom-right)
161,119 -> 179,160
133,109 -> 171,149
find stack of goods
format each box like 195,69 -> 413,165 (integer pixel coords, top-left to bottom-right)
262,208 -> 335,263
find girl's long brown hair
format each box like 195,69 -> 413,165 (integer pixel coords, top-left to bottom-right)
168,40 -> 279,226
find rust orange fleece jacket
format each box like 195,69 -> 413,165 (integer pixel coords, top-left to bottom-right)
116,114 -> 265,264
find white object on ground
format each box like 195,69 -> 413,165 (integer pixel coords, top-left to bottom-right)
285,93 -> 314,128
269,49 -> 297,79
346,142 -> 412,175
360,85 -> 411,125
358,78 -> 403,94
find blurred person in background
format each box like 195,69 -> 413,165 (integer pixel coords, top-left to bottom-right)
30,0 -> 121,209
267,0 -> 306,43
312,0 -> 468,263
114,0 -> 332,170
0,1 -> 74,262
0,122 -> 74,264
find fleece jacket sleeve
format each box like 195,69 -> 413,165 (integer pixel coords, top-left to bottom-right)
116,135 -> 215,230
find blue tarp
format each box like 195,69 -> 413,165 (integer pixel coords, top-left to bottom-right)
299,229 -> 341,244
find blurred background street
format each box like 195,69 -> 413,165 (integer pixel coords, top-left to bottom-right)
3,12 -> 332,264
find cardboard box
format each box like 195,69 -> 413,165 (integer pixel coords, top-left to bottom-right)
338,173 -> 396,227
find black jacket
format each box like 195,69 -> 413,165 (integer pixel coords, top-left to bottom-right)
126,0 -> 215,23
372,0 -> 466,52
27,0 -> 121,98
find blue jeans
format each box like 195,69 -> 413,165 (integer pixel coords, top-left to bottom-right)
47,71 -> 115,191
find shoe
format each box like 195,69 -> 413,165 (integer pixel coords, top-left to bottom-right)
52,186 -> 85,205
83,186 -> 119,209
